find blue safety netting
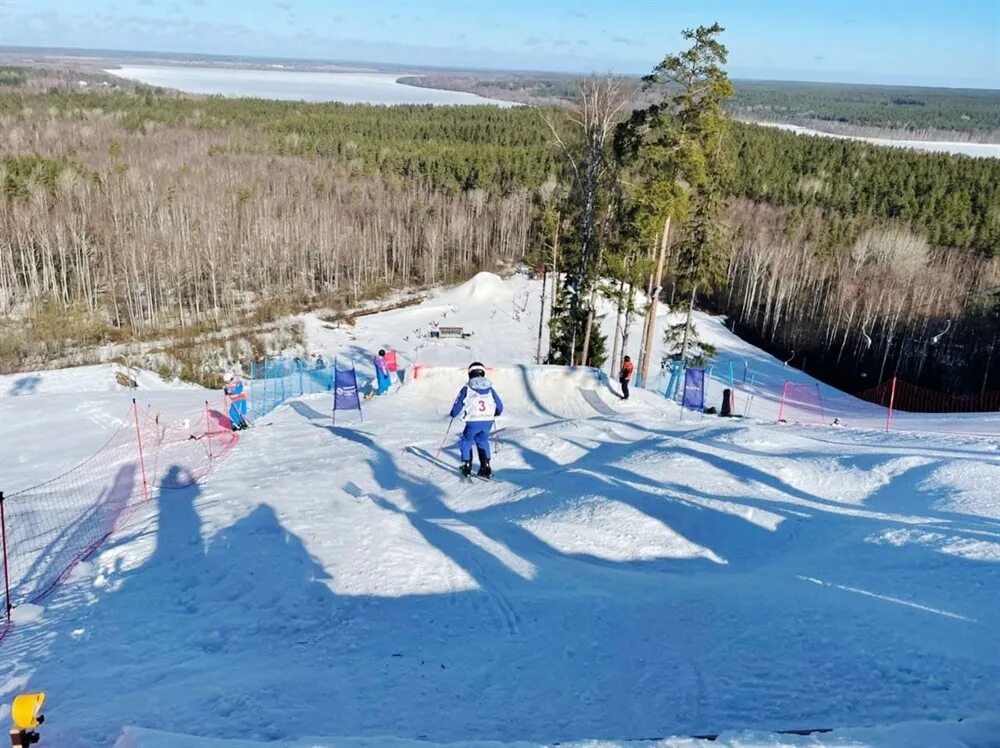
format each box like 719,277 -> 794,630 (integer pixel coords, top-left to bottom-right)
247,357 -> 338,420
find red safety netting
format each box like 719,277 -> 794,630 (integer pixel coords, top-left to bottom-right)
0,400 -> 238,643
777,382 -> 827,426
857,378 -> 1000,415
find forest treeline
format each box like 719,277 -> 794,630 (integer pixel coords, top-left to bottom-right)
728,80 -> 1000,137
3,87 -> 998,252
401,71 -> 1000,138
0,76 -> 997,393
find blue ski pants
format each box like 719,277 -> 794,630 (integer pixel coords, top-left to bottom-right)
460,421 -> 493,461
229,399 -> 248,427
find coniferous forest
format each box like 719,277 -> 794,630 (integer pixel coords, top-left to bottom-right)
0,59 -> 997,396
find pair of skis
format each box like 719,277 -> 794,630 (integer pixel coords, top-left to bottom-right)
405,446 -> 499,484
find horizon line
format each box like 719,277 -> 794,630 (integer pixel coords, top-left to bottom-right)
3,44 -> 999,93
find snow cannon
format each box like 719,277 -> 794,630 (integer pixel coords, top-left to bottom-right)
9,692 -> 44,746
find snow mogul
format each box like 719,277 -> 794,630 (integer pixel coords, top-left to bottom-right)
223,372 -> 249,431
449,361 -> 504,479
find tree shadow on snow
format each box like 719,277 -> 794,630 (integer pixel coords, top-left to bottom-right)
14,403 -> 999,747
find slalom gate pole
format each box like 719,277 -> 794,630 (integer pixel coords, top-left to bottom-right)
354,366 -> 364,424
0,492 -> 11,621
777,382 -> 789,423
132,398 -> 150,503
885,376 -> 898,433
436,418 -> 455,460
743,374 -> 757,418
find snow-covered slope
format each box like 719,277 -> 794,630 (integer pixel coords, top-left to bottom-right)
0,272 -> 997,747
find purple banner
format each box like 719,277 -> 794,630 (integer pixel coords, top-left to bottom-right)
682,369 -> 705,411
333,366 -> 361,412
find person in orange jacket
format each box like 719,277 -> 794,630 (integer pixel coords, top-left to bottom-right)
619,355 -> 634,400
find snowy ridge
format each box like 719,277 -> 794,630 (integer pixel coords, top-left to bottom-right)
0,272 -> 997,746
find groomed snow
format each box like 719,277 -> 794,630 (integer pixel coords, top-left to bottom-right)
0,271 -> 997,747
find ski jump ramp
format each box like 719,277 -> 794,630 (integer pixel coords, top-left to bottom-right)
400,364 -> 621,421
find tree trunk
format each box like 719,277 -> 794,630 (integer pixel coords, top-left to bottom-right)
581,284 -> 598,366
639,216 -> 671,384
679,283 -> 698,365
610,276 -> 625,379
536,264 -> 547,364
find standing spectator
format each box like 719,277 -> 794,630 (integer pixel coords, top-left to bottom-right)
619,355 -> 634,400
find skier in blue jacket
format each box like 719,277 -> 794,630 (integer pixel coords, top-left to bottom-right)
223,372 -> 249,431
449,361 -> 503,478
373,349 -> 391,396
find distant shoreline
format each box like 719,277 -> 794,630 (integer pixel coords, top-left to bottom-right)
744,119 -> 1000,158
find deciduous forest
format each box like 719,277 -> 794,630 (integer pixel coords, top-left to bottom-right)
0,60 -> 997,396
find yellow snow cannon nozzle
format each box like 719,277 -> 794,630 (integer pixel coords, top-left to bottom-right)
9,692 -> 44,746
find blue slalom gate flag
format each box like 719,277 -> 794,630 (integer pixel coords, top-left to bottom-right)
333,365 -> 363,424
682,368 -> 706,411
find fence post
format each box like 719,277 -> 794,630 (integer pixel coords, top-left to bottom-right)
132,399 -> 150,503
885,376 -> 898,433
0,492 -> 11,622
262,357 -> 268,419
777,382 -> 789,423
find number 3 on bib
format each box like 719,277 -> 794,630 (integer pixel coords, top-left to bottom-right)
465,391 -> 496,422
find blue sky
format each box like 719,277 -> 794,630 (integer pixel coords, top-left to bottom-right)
1,0 -> 998,88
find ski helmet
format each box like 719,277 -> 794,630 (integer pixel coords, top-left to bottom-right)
468,361 -> 486,379
378,349 -> 386,357
223,372 -> 234,383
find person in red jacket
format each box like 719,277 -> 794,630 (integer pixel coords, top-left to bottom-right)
619,355 -> 634,400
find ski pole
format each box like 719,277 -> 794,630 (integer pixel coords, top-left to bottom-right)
436,417 -> 454,460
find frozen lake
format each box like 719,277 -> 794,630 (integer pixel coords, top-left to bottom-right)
757,121 -> 1000,159
106,65 -> 515,106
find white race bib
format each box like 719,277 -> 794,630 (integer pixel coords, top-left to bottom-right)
464,390 -> 496,422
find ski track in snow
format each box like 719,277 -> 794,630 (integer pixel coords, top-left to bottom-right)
0,272 -> 998,747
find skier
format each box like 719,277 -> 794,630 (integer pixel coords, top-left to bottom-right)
223,372 -> 249,431
449,362 -> 504,478
373,349 -> 391,396
619,355 -> 634,400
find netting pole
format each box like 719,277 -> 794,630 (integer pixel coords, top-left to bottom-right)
777,382 -> 789,423
132,398 -> 150,503
0,492 -> 11,622
816,384 -> 827,426
885,376 -> 897,433
204,401 -> 214,461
